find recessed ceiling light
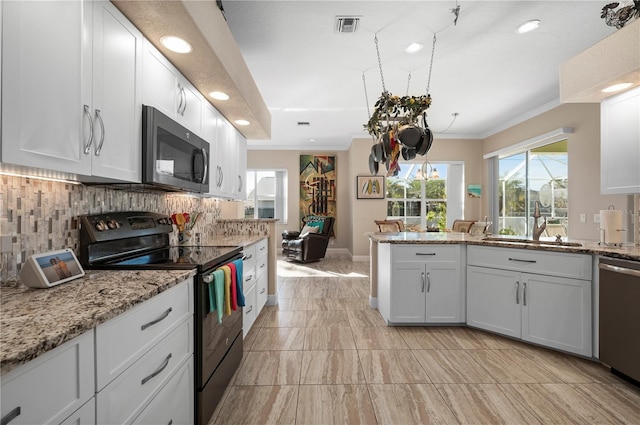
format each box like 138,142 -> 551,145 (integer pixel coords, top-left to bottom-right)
160,36 -> 192,53
209,91 -> 230,101
234,119 -> 250,126
516,19 -> 541,34
602,83 -> 633,93
405,42 -> 424,54
309,139 -> 316,142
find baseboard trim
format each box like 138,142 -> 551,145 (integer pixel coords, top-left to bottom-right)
352,255 -> 369,262
266,294 -> 278,306
369,296 -> 378,309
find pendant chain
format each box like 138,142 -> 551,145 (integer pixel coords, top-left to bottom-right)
362,72 -> 371,120
426,33 -> 437,95
374,34 -> 386,93
406,72 -> 412,96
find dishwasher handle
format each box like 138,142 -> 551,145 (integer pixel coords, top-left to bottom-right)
599,263 -> 640,278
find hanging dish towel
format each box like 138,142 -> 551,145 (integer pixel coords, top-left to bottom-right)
232,258 -> 245,307
212,269 -> 225,323
228,262 -> 238,311
220,265 -> 233,316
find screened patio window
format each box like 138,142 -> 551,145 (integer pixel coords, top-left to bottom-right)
244,170 -> 287,223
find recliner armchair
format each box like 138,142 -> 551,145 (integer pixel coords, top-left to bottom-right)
282,216 -> 335,263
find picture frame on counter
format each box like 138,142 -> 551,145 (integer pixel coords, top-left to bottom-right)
357,175 -> 385,199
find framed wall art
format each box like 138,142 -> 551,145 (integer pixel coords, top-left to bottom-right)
357,176 -> 385,199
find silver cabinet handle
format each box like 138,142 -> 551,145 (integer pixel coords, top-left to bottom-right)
83,104 -> 94,154
217,166 -> 222,188
245,275 -> 253,282
245,305 -> 253,314
515,281 -> 520,304
245,254 -> 253,260
141,307 -> 172,330
421,271 -> 425,293
508,257 -> 536,263
426,271 -> 431,293
141,353 -> 172,385
238,175 -> 243,192
202,148 -> 208,184
1,407 -> 21,425
181,87 -> 187,115
177,83 -> 184,115
260,263 -> 265,269
94,109 -> 105,155
416,253 -> 436,256
260,288 -> 266,294
219,167 -> 224,187
523,282 -> 527,306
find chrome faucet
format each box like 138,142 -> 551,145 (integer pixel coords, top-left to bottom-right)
532,201 -> 547,241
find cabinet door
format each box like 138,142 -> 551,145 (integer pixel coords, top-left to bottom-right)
216,119 -> 239,196
425,265 -> 463,323
177,77 -> 203,135
203,103 -> 223,196
91,1 -> 142,182
0,331 -> 94,425
243,283 -> 257,337
142,40 -> 178,118
601,87 -> 640,194
390,263 -> 426,323
467,266 -> 521,338
60,398 -> 96,425
236,133 -> 247,199
521,273 -> 592,356
2,0 -> 92,175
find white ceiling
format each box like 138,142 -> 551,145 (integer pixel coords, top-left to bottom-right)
223,1 -> 616,150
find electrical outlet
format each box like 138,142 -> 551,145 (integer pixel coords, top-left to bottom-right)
580,213 -> 586,223
594,213 -> 600,223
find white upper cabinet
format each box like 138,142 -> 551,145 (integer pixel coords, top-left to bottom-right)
142,40 -> 203,135
236,132 -> 247,199
601,87 -> 640,194
1,1 -> 142,182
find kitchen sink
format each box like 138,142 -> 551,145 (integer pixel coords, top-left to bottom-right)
481,236 -> 582,247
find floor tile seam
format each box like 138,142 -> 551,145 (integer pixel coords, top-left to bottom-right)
494,382 -> 553,425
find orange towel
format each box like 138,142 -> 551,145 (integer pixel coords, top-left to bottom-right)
220,265 -> 232,316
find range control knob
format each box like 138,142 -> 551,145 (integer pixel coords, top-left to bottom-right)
107,219 -> 119,229
95,220 -> 107,231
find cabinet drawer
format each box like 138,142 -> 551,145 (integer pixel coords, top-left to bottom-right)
1,331 -> 94,425
243,284 -> 257,337
243,243 -> 257,264
243,263 -> 257,291
96,317 -> 193,425
255,238 -> 268,259
256,274 -> 268,311
256,254 -> 268,279
392,244 -> 458,263
95,279 -> 192,390
467,246 -> 592,280
60,398 -> 95,425
131,357 -> 193,425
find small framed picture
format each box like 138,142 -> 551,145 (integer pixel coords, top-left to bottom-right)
20,248 -> 85,288
357,176 -> 385,199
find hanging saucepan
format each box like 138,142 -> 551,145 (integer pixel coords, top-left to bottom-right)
416,113 -> 434,156
368,152 -> 379,175
382,132 -> 392,159
397,124 -> 423,149
401,146 -> 417,160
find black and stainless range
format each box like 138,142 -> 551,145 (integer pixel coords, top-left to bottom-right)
79,211 -> 243,425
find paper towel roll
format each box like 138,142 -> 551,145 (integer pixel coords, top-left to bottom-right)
600,209 -> 624,244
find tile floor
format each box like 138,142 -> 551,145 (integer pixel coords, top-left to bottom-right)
210,256 -> 640,424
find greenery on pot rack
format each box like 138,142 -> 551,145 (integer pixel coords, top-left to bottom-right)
364,91 -> 432,138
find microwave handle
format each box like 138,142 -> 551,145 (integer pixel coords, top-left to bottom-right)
201,148 -> 208,184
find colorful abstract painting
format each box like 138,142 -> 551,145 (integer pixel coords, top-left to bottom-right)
299,155 -> 336,236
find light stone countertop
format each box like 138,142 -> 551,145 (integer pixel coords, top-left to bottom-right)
0,269 -> 196,376
198,235 -> 266,248
369,232 -> 640,262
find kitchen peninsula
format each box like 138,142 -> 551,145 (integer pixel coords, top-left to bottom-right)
370,232 -> 640,358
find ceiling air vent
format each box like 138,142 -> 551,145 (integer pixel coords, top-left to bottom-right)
335,16 -> 360,33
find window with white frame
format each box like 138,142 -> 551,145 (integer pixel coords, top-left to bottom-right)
244,170 -> 288,223
486,130 -> 570,237
385,161 -> 464,231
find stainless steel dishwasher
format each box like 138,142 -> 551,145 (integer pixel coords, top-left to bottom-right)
599,257 -> 640,384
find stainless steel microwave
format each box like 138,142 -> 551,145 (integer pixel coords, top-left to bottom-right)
142,105 -> 209,193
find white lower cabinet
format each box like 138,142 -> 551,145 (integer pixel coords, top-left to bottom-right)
0,331 -> 95,425
378,244 -> 465,324
59,399 -> 96,425
95,279 -> 194,424
242,238 -> 269,337
467,246 -> 592,356
131,357 -> 194,425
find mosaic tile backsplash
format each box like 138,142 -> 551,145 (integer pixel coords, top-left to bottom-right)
0,175 -> 264,282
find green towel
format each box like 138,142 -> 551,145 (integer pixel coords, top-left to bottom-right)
213,269 -> 225,323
